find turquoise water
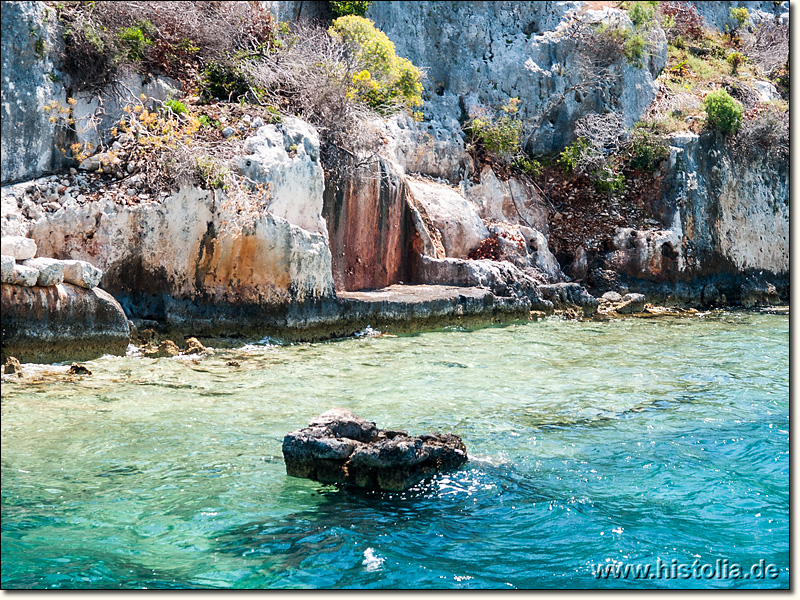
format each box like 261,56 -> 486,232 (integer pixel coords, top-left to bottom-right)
1,312 -> 789,589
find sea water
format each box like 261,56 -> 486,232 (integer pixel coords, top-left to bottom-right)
1,312 -> 789,589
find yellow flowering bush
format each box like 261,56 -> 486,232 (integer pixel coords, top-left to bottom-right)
328,15 -> 423,114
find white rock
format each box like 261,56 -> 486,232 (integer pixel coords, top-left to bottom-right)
752,80 -> 779,103
61,259 -> 103,289
10,263 -> 39,286
405,176 -> 488,258
1,235 -> 37,260
235,118 -> 327,234
22,257 -> 64,286
1,254 -> 14,282
601,291 -> 623,303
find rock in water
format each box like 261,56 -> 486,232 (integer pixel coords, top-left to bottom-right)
282,408 -> 468,491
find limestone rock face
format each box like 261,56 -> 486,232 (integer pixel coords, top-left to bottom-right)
380,114 -> 469,183
28,117 -> 335,331
366,2 -> 666,154
234,118 -> 327,235
282,408 -> 468,491
465,166 -> 549,234
691,1 -> 788,32
598,132 -> 789,303
31,187 -> 335,329
1,1 -> 70,184
1,236 -> 37,260
323,157 -> 411,292
1,282 -> 130,363
406,177 -> 488,259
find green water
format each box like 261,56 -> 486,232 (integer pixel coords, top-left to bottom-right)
0,312 -> 789,589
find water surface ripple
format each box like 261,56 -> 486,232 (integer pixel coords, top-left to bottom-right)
1,312 -> 788,589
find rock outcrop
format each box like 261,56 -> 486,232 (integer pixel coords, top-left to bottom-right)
591,131 -> 788,306
1,282 -> 130,363
26,121 -> 336,332
366,2 -> 666,154
282,408 -> 468,491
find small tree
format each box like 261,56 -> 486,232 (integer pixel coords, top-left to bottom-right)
703,89 -> 743,135
328,15 -> 423,114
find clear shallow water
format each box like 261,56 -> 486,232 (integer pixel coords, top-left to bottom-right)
1,312 -> 788,589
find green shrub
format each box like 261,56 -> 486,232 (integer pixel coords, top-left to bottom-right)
195,156 -> 230,190
626,1 -> 659,29
117,22 -> 154,61
594,168 -> 626,194
328,15 -> 423,113
513,155 -> 543,177
628,128 -> 669,171
329,1 -> 371,18
703,89 -> 743,135
726,51 -> 746,74
163,99 -> 188,116
470,98 -> 524,161
557,137 -> 592,173
729,7 -> 749,28
624,32 -> 648,65
201,61 -> 252,103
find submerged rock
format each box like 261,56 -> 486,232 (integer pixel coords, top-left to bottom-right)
282,408 -> 468,491
67,362 -> 92,375
183,337 -> 213,356
143,340 -> 180,358
3,356 -> 22,376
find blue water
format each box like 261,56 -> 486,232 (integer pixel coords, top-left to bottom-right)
0,312 -> 789,588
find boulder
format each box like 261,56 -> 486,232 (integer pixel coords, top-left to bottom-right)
538,282 -> 599,316
616,293 -> 646,314
61,259 -> 103,289
0,282 -> 131,363
143,340 -> 180,358
406,177 -> 488,259
282,408 -> 468,491
1,255 -> 14,282
1,236 -> 36,260
22,257 -> 64,286
183,337 -> 213,356
9,263 -> 39,286
601,291 -> 623,303
3,356 -> 22,375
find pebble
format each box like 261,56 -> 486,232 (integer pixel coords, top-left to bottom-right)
251,116 -> 264,128
222,126 -> 235,139
69,168 -> 78,176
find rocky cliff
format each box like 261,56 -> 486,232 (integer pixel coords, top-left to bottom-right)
0,0 -> 789,360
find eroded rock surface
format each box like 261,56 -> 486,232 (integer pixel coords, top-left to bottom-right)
1,282 -> 130,363
282,408 -> 468,491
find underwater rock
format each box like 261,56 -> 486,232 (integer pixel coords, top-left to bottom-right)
3,356 -> 22,375
143,340 -> 180,358
67,362 -> 92,375
183,337 -> 213,356
282,408 -> 468,491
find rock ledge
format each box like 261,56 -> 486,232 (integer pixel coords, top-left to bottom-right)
282,408 -> 467,491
